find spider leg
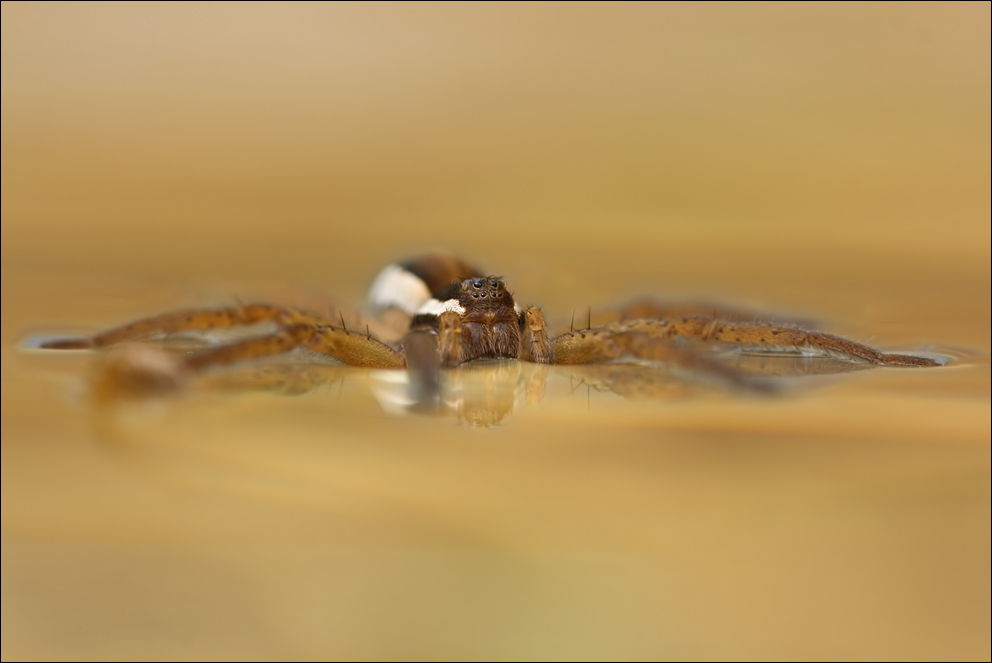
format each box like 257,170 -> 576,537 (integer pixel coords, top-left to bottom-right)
549,326 -> 768,390
39,305 -> 329,349
437,310 -> 463,368
90,322 -> 405,400
603,316 -> 939,367
305,325 -> 406,369
520,306 -> 554,364
551,327 -> 624,365
620,331 -> 771,390
184,323 -> 405,371
182,324 -> 312,370
610,298 -> 813,327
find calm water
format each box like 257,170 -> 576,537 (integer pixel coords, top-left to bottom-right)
3,4 -> 989,659
4,251 -> 989,659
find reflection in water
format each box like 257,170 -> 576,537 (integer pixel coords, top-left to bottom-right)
20,248 -> 954,427
23,337 -> 957,426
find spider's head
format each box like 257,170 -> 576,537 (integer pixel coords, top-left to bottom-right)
408,276 -> 521,322
459,277 -> 511,307
407,276 -> 522,361
453,276 -> 521,360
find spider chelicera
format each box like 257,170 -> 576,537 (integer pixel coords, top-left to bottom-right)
39,252 -> 939,401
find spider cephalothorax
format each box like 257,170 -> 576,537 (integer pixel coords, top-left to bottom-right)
38,251 -> 939,400
417,277 -> 523,363
366,254 -> 551,368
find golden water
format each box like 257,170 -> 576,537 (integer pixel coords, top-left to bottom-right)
2,4 -> 989,659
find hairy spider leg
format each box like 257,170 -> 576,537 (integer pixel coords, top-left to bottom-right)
88,322 -> 406,399
38,305 -> 329,349
548,325 -> 769,390
612,299 -> 813,327
182,323 -> 406,371
41,304 -> 406,374
437,310 -> 464,368
434,305 -> 554,368
569,316 -> 937,367
520,307 -> 554,364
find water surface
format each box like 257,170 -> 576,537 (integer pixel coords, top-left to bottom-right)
2,3 -> 989,659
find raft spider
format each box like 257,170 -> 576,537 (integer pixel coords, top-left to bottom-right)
39,252 -> 939,400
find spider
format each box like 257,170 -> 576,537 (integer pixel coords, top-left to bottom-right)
39,251 -> 939,401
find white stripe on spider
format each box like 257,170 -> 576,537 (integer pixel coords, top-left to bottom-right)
367,264 -> 433,315
416,298 -> 467,316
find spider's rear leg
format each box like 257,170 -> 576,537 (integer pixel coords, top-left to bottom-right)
39,305 -> 327,349
90,323 -> 405,399
550,326 -> 769,391
611,316 -> 939,367
185,323 -> 406,371
608,298 -> 815,328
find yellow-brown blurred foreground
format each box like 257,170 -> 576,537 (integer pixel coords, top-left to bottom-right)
2,3 -> 989,659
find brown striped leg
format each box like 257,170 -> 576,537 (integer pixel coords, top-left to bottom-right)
184,324 -> 405,371
304,326 -> 406,369
40,305 -> 329,349
437,311 -> 463,368
611,298 -> 813,327
520,307 -> 555,364
550,327 -> 624,365
550,327 -> 765,390
619,332 -> 772,390
603,316 -> 939,367
90,322 -> 404,400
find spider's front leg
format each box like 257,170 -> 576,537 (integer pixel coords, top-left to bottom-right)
437,311 -> 463,368
437,305 -> 555,367
519,307 -> 555,364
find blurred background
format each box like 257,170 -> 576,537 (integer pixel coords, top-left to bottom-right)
2,2 -> 989,659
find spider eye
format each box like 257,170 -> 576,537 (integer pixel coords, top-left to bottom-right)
490,279 -> 500,288
473,279 -> 484,288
